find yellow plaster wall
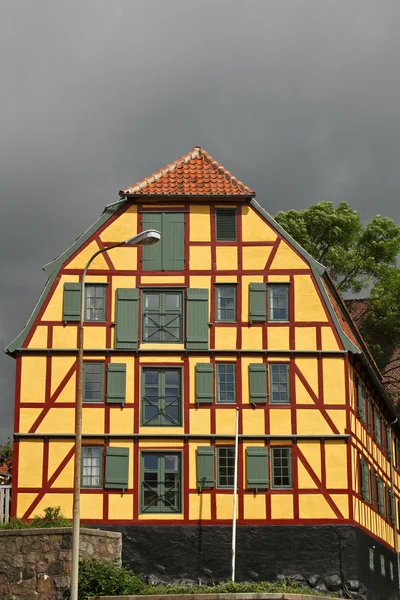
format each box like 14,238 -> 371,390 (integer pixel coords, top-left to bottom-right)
268,275 -> 290,283
295,327 -> 316,351
325,441 -> 348,489
299,494 -> 336,519
295,357 -> 318,397
297,463 -> 318,489
267,327 -> 289,350
99,205 -> 138,243
189,493 -> 211,520
321,328 -> 340,351
215,327 -> 236,349
81,493 -> 103,520
242,410 -> 266,435
242,206 -> 277,242
331,494 -> 349,519
323,358 -> 345,404
141,276 -> 185,284
216,247 -> 238,271
190,409 -> 211,434
109,408 -> 134,434
36,408 -> 75,434
242,247 -> 272,270
216,494 -> 236,520
82,408 -> 104,434
294,275 -> 328,322
107,247 -> 138,271
27,326 -> 48,349
296,410 -> 335,435
190,246 -> 211,270
215,275 -> 238,283
54,378 -> 76,404
67,240 -> 108,270
190,205 -> 211,241
216,410 -> 237,434
271,494 -> 294,519
190,276 -> 211,291
21,357 -> 46,403
48,440 -> 74,487
51,357 -> 76,395
52,325 -> 78,349
298,441 -> 321,479
241,327 -> 263,350
244,494 -> 266,519
83,327 -> 106,349
19,408 -> 41,433
269,409 -> 291,435
270,241 -> 307,270
18,441 -> 43,487
42,275 -> 79,322
108,494 -> 134,520
24,493 -> 72,519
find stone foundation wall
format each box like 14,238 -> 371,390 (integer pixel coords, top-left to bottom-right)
0,527 -> 121,600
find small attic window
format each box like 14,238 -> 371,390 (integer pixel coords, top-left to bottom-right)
215,209 -> 237,241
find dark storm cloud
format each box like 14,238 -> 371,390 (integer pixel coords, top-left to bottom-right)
1,0 -> 400,441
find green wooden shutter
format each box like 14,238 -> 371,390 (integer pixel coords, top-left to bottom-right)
357,379 -> 365,423
216,209 -> 236,241
105,447 -> 129,491
370,469 -> 376,507
360,458 -> 369,501
377,477 -> 384,515
196,363 -> 213,404
197,446 -> 215,489
115,288 -> 139,349
387,426 -> 392,460
246,447 -> 269,489
366,394 -> 372,431
249,363 -> 267,404
186,289 -> 209,350
249,283 -> 267,324
395,437 -> 399,468
374,407 -> 381,444
142,213 -> 162,271
163,213 -> 185,271
107,363 -> 126,405
385,485 -> 390,520
63,283 -> 81,322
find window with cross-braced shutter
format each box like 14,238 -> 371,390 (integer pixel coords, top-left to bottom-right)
141,368 -> 181,426
142,290 -> 183,343
141,453 -> 181,513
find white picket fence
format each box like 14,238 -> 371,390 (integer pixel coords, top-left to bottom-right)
0,486 -> 11,523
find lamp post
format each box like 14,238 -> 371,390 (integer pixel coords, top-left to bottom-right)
70,229 -> 161,600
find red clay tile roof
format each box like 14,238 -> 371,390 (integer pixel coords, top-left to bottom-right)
321,278 -> 362,353
119,147 -> 255,197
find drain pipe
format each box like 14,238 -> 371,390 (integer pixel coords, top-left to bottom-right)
389,417 -> 400,594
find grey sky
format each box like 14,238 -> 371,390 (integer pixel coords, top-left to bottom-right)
1,0 -> 400,442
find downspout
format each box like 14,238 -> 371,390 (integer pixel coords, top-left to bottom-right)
389,417 -> 400,594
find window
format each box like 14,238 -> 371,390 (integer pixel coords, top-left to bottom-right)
85,285 -> 106,321
271,447 -> 292,489
141,453 -> 181,513
216,364 -> 236,403
216,285 -> 236,321
369,547 -> 375,571
215,209 -> 236,241
81,447 -> 102,488
390,561 -> 394,581
270,364 -> 289,404
142,368 -> 181,426
268,284 -> 289,321
83,362 -> 104,403
217,447 -> 235,488
380,555 -> 386,577
142,290 -> 183,343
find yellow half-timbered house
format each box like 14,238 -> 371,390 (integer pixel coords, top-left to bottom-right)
6,147 -> 399,598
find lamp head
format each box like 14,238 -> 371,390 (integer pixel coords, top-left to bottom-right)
125,230 -> 161,246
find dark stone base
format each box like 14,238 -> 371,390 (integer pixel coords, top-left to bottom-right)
100,524 -> 398,600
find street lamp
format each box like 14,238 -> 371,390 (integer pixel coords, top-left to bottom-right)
70,229 -> 161,600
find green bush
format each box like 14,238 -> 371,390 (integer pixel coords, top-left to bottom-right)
78,559 -> 146,600
0,506 -> 71,530
77,559 -> 325,598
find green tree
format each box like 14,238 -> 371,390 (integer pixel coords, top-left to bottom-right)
275,201 -> 400,293
0,439 -> 13,474
274,202 -> 400,404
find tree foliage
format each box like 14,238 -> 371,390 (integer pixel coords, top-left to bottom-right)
0,439 -> 13,474
275,202 -> 400,403
275,201 -> 400,293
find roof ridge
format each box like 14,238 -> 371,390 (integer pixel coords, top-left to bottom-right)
119,147 -> 255,197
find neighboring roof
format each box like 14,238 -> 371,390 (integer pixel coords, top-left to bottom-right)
346,298 -> 400,406
119,146 -> 255,197
321,278 -> 362,354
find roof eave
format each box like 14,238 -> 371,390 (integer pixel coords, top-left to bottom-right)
119,191 -> 255,200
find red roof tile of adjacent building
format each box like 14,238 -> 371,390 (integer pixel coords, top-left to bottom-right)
119,147 -> 255,197
321,278 -> 362,354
